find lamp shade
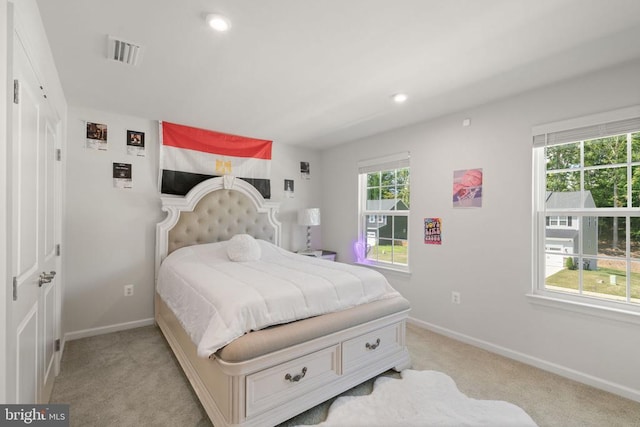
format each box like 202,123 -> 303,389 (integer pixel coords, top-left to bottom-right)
298,208 -> 321,226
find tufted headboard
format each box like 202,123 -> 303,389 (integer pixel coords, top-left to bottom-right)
155,176 -> 281,276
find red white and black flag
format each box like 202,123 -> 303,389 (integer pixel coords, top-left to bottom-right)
159,121 -> 272,198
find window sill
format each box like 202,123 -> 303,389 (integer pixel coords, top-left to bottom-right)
354,261 -> 412,276
526,292 -> 640,325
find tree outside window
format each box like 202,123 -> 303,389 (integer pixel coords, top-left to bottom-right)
539,130 -> 640,307
359,162 -> 410,271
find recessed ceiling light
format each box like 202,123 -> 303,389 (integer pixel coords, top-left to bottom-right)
206,13 -> 231,32
392,93 -> 408,103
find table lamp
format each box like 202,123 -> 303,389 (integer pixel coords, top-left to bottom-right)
298,208 -> 320,253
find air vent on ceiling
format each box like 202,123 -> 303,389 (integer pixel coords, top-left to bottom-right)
107,36 -> 142,66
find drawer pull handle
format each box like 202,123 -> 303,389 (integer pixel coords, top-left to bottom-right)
365,338 -> 381,350
285,367 -> 307,382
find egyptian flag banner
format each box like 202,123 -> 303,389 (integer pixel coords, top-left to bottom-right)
159,121 -> 272,198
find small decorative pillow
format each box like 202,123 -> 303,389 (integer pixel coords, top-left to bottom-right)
227,234 -> 261,262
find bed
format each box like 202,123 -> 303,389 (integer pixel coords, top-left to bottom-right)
155,176 -> 411,427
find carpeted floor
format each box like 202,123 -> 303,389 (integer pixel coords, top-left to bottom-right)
50,323 -> 640,427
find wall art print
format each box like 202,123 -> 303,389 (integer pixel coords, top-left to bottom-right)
86,122 -> 108,151
453,168 -> 483,208
284,179 -> 294,198
113,162 -> 132,189
127,130 -> 145,157
424,217 -> 442,245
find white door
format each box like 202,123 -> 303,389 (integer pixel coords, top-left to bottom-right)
9,28 -> 61,404
39,92 -> 61,403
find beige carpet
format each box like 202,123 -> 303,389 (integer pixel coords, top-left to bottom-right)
50,324 -> 640,427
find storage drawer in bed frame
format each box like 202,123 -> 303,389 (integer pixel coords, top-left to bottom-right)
342,322 -> 404,373
246,344 -> 341,417
156,294 -> 411,427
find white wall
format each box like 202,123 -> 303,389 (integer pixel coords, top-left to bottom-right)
63,106 -> 322,338
320,59 -> 640,400
0,0 -> 10,404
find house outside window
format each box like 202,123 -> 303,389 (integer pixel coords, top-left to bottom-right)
357,152 -> 410,272
532,107 -> 640,318
546,215 -> 574,227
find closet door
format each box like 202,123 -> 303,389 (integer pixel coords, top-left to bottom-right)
39,93 -> 60,403
10,28 -> 61,404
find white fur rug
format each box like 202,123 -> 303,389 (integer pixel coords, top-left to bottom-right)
305,370 -> 538,427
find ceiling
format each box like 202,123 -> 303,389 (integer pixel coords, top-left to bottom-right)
36,0 -> 640,149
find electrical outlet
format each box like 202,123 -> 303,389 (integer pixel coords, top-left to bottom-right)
451,291 -> 461,304
124,284 -> 134,297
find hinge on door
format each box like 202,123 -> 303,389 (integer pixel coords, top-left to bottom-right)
55,339 -> 61,352
56,149 -> 62,161
13,79 -> 19,104
13,276 -> 17,301
56,244 -> 61,256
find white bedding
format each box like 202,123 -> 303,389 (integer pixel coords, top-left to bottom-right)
157,239 -> 401,358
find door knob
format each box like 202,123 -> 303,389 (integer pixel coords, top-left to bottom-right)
38,271 -> 56,287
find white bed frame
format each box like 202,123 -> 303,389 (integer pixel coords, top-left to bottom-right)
155,176 -> 411,426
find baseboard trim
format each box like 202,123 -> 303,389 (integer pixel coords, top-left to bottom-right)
64,318 -> 155,342
408,317 -> 640,403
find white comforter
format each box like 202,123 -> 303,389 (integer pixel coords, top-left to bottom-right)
157,240 -> 401,358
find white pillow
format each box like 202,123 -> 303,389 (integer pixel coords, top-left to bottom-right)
227,234 -> 261,262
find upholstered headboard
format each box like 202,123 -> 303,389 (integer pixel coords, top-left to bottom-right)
155,176 -> 281,276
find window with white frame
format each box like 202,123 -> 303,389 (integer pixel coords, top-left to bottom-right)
532,108 -> 640,314
357,152 -> 410,271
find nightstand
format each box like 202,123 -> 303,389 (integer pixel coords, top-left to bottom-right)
298,250 -> 337,261
318,250 -> 337,261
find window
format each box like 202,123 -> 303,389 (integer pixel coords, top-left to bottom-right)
546,216 -> 574,228
532,108 -> 640,316
357,152 -> 410,271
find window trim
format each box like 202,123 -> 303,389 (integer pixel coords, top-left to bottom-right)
526,292 -> 640,326
532,106 -> 640,319
357,152 -> 410,273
